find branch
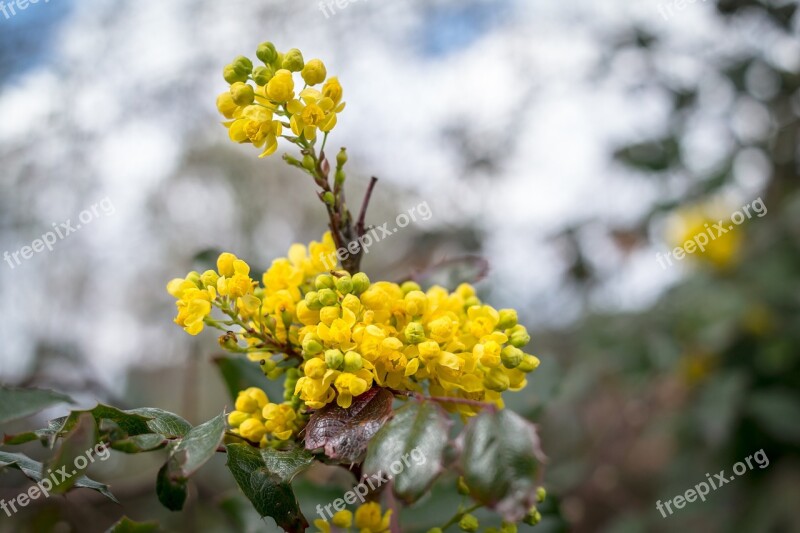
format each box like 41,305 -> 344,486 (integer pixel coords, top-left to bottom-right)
356,176 -> 379,237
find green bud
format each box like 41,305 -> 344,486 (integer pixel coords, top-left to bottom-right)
283,153 -> 303,168
318,288 -> 338,307
259,358 -> 277,374
523,506 -> 541,526
256,41 -> 278,64
302,337 -> 323,356
265,315 -> 278,333
464,295 -> 481,308
336,147 -> 348,166
322,191 -> 336,206
281,48 -> 304,72
501,345 -> 524,369
302,154 -> 315,171
456,476 -> 470,495
427,529 -> 443,533
218,332 -> 240,351
315,274 -> 336,290
286,367 -> 301,380
536,486 -> 547,503
186,271 -> 202,287
509,325 -> 531,348
484,367 -> 510,392
223,64 -> 248,84
252,65 -> 274,85
499,522 -> 517,533
458,514 -> 479,533
404,322 -> 425,344
232,55 -> 253,75
305,291 -> 323,310
343,351 -> 363,372
351,272 -> 370,294
335,276 -> 353,295
325,349 -> 344,370
497,308 -> 518,329
401,280 -> 422,294
517,354 -> 540,373
230,82 -> 255,106
335,169 -> 346,186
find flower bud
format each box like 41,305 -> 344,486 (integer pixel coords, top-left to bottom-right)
484,367 -> 510,392
509,325 -> 531,348
266,69 -> 294,103
305,290 -> 323,310
259,358 -> 277,374
322,191 -> 336,206
315,274 -> 336,290
458,514 -> 479,532
200,269 -> 219,288
501,345 -> 523,369
186,271 -> 202,286
301,58 -> 327,85
401,280 -> 422,294
457,476 -> 470,495
404,322 -> 426,344
304,358 -> 327,379
351,272 -> 370,294
335,276 -> 353,295
497,308 -> 518,329
523,506 -> 541,526
427,529 -> 443,533
335,170 -> 346,186
336,147 -> 347,167
318,288 -> 338,307
230,82 -> 255,106
302,336 -> 323,356
302,153 -> 315,171
256,41 -> 278,64
216,91 -> 238,119
252,66 -> 274,86
325,349 -> 344,370
500,522 -> 517,533
232,55 -> 253,75
228,411 -> 249,427
536,487 -> 547,503
239,418 -> 266,442
282,48 -> 304,72
267,367 -> 284,380
464,295 -> 480,308
517,354 -> 540,373
223,64 -> 248,84
218,331 -> 240,351
343,351 -> 363,372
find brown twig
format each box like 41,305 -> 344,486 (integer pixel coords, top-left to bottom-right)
356,176 -> 379,238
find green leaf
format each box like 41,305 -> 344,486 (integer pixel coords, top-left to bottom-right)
110,433 -> 168,453
0,386 -> 73,424
3,417 -> 66,446
58,405 -> 152,440
156,460 -> 188,511
0,450 -> 118,503
226,443 -> 313,532
125,408 -> 193,438
105,516 -> 162,533
363,400 -> 451,503
156,412 -> 226,511
45,412 -> 99,494
213,355 -> 268,401
459,409 -> 545,522
747,389 -> 800,443
305,387 -> 394,463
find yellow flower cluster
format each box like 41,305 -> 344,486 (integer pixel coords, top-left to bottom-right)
167,232 -> 539,419
215,42 -> 345,157
227,387 -> 302,444
314,502 -> 392,533
667,203 -> 742,269
294,275 -> 539,414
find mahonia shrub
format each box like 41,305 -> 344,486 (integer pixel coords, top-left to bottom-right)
1,41 -> 549,533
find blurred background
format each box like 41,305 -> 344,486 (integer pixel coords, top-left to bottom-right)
1,0 -> 799,531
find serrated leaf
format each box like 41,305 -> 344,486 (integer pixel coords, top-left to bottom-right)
58,405 -> 152,439
45,412 -> 99,493
105,516 -> 162,533
363,401 -> 451,503
459,409 -> 546,522
169,412 -> 226,478
0,386 -> 73,424
125,408 -> 192,438
3,417 -> 65,446
0,450 -> 118,503
225,443 -> 313,532
304,387 -> 394,463
213,355 -> 267,401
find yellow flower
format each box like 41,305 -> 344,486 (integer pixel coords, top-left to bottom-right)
217,257 -> 255,299
334,370 -> 372,408
301,58 -> 327,86
238,417 -> 267,442
216,91 -> 239,119
322,77 -> 345,109
266,69 -> 295,103
170,279 -> 213,335
262,402 -> 300,440
228,104 -> 282,158
287,88 -> 339,141
332,509 -> 353,528
354,502 -> 392,533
